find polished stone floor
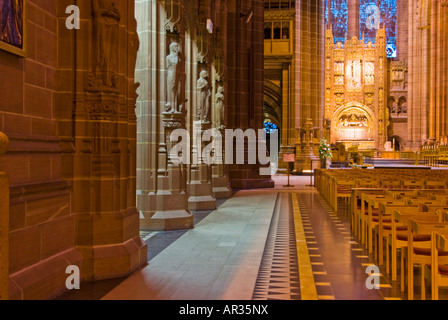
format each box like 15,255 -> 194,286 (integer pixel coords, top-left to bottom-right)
58,174 -> 429,301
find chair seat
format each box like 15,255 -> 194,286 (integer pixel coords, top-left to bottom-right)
364,210 -> 380,217
396,233 -> 431,242
383,224 -> 407,231
412,248 -> 448,256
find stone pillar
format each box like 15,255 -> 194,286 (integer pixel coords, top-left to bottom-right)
407,0 -> 430,149
277,62 -> 293,174
186,1 -> 218,210
348,0 -> 360,39
430,0 -> 448,140
211,2 -> 232,200
137,0 -> 193,230
69,0 -> 147,281
226,0 -> 274,189
294,0 -> 325,172
0,131 -> 9,300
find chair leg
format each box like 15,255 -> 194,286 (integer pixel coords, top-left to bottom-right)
393,245 -> 398,282
401,248 -> 405,292
433,274 -> 439,300
378,231 -> 383,266
386,239 -> 390,275
408,262 -> 414,300
421,265 -> 426,300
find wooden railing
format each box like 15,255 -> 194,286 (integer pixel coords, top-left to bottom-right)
0,131 -> 9,300
421,144 -> 448,167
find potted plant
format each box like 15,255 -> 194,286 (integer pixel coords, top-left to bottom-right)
319,139 -> 333,169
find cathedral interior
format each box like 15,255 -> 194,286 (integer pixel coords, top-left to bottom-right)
1,0 -> 448,304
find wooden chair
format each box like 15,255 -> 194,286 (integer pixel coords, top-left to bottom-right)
333,179 -> 357,214
426,180 -> 447,190
402,180 -> 425,190
427,232 -> 448,300
352,189 -> 385,241
389,212 -> 441,291
406,220 -> 448,300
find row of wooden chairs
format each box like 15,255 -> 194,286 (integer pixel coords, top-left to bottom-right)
315,169 -> 448,299
353,188 -> 448,299
315,169 -> 448,214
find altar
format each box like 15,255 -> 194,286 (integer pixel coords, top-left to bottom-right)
338,140 -> 376,151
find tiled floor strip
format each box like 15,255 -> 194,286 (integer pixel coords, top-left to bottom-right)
292,193 -> 319,300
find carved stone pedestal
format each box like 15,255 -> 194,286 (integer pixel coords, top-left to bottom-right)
212,166 -> 232,199
295,119 -> 319,174
211,129 -> 232,199
140,111 -> 194,231
188,121 -> 217,211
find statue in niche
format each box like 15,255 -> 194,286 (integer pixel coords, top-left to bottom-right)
197,70 -> 211,123
215,86 -> 225,129
91,0 -> 121,88
165,42 -> 182,113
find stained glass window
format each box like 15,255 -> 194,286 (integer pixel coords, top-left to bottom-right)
380,0 -> 397,58
325,0 -> 349,44
360,0 -> 397,58
326,0 -> 397,58
264,122 -> 279,134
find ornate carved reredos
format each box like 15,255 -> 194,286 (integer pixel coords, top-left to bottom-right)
90,0 -> 121,89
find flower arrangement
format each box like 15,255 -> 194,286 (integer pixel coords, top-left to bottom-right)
319,139 -> 333,160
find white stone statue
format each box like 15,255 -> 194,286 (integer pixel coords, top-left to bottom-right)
197,70 -> 211,123
166,42 -> 181,113
215,86 -> 225,128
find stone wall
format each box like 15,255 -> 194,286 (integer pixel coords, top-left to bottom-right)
0,0 -> 146,299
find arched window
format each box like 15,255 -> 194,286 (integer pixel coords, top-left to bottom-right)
264,121 -> 279,134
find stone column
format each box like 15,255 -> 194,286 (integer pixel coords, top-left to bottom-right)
70,0 -> 147,281
294,0 -> 325,172
348,0 -> 360,39
0,131 -> 9,300
407,0 -> 430,149
137,0 -> 193,231
211,2 -> 232,200
226,0 -> 274,189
